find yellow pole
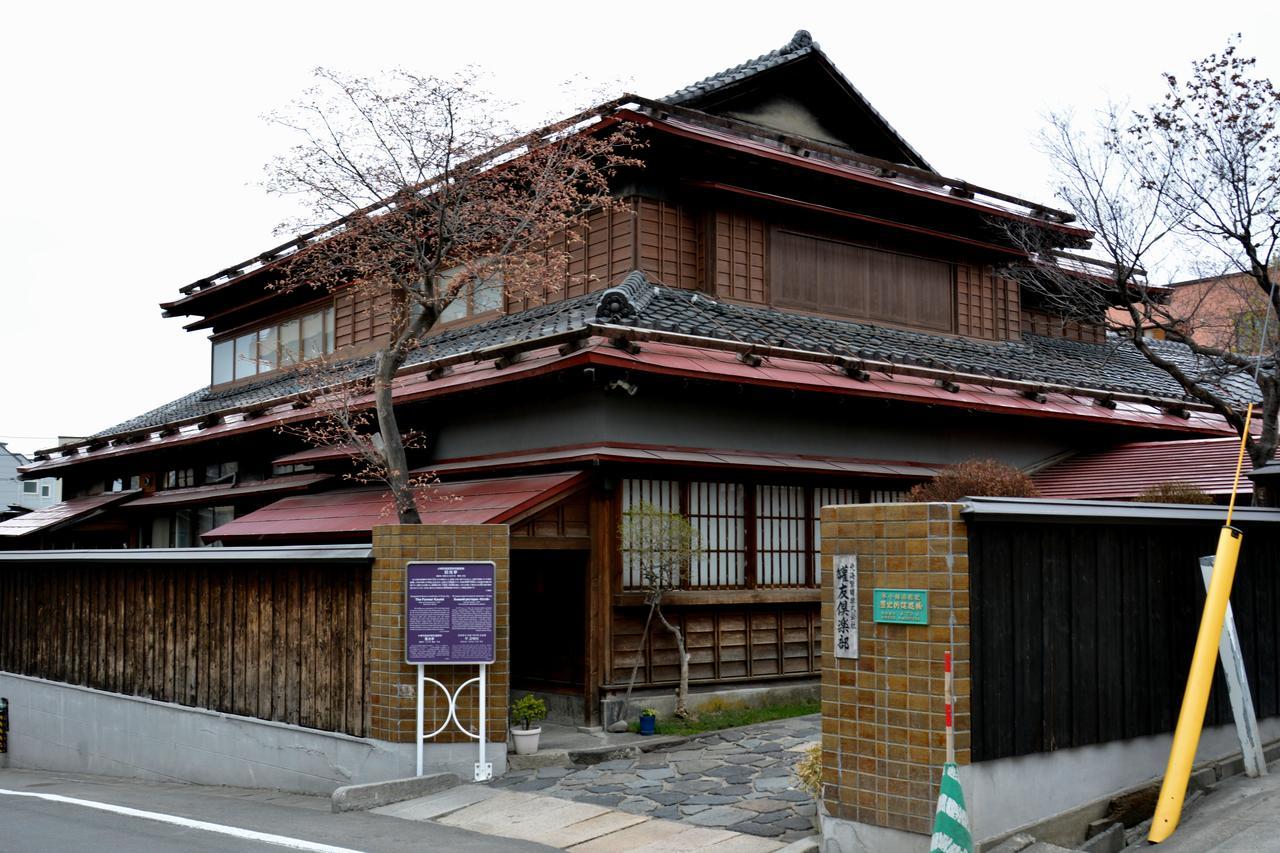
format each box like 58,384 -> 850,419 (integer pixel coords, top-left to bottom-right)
1149,404 -> 1253,843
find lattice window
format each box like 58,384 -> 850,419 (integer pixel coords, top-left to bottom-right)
620,478 -> 680,589
812,487 -> 858,584
869,488 -> 908,503
688,482 -> 746,588
756,485 -> 807,587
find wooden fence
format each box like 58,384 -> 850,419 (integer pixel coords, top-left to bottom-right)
0,550 -> 370,737
969,514 -> 1280,763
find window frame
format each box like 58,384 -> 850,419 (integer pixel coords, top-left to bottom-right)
210,302 -> 336,386
618,475 -> 907,593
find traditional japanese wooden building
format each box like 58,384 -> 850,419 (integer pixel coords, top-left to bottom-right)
7,31 -> 1237,725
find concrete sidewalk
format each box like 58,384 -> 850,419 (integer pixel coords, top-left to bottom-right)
375,784 -> 790,851
1126,760 -> 1280,851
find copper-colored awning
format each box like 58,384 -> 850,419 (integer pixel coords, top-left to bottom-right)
202,471 -> 588,544
0,491 -> 139,538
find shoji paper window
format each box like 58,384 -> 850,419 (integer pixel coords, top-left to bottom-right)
687,482 -> 746,588
755,485 -> 807,586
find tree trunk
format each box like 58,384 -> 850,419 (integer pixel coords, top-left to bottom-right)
1248,439 -> 1278,508
374,348 -> 421,524
654,605 -> 690,719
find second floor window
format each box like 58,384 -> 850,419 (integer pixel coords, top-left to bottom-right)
211,304 -> 335,385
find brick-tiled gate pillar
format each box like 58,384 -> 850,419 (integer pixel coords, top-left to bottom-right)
818,502 -> 970,852
369,525 -> 510,770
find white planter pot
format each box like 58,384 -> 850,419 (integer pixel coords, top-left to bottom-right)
512,726 -> 542,755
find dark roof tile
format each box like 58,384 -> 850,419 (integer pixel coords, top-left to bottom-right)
95,271 -> 1256,439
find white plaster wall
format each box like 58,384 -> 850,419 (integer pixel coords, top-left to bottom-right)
0,672 -> 505,794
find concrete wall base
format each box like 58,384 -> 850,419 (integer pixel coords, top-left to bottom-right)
0,672 -> 506,795
601,678 -> 819,728
960,716 -> 1280,845
820,814 -> 923,853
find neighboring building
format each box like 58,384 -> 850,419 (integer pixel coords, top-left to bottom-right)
5,32 -> 1245,723
0,441 -> 61,521
1108,271 -> 1273,351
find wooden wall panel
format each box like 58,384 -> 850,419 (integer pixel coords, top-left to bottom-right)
1021,308 -> 1106,344
0,560 -> 370,738
509,493 -> 590,539
636,198 -> 700,289
969,518 -> 1280,762
335,289 -> 392,350
607,603 -> 818,688
772,230 -> 953,332
508,204 -> 638,312
956,264 -> 1021,341
713,210 -> 768,304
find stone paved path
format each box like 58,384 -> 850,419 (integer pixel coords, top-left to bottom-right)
493,713 -> 820,844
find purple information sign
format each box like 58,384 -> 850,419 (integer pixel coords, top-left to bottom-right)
405,561 -> 496,665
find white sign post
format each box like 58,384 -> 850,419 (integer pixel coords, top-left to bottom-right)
1199,555 -> 1267,778
834,555 -> 859,660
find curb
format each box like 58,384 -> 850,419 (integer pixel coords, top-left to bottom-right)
330,771 -> 459,813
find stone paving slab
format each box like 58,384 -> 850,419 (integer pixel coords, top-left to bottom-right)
493,713 -> 820,844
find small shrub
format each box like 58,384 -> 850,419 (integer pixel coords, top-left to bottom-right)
792,743 -> 823,798
640,707 -> 658,718
511,694 -> 547,730
1134,481 -> 1214,505
907,459 -> 1040,502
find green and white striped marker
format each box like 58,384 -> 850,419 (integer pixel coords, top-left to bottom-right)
930,762 -> 973,853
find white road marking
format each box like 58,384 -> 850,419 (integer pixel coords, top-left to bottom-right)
0,787 -> 365,853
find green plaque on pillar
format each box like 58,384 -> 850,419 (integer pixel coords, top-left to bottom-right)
873,588 -> 929,625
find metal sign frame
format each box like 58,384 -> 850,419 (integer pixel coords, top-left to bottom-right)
404,560 -> 496,782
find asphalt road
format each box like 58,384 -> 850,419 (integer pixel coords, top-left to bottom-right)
0,768 -> 556,853
2,795 -> 279,853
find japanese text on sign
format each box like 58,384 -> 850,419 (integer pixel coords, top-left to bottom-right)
873,588 -> 929,625
834,555 -> 858,660
405,561 -> 496,665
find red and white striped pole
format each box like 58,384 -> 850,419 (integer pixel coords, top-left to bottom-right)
944,650 -> 955,764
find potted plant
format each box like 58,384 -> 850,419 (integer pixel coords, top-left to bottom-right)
510,694 -> 547,755
639,708 -> 658,736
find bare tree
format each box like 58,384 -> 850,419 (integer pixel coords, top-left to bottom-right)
1004,39 -> 1280,499
264,69 -> 638,522
619,501 -> 702,720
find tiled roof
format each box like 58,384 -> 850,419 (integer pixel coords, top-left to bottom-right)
664,30 -> 818,105
92,271 -> 1254,441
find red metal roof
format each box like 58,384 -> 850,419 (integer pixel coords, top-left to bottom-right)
125,473 -> 332,508
0,491 -> 140,538
202,471 -> 588,544
23,335 -> 1233,480
1033,437 -> 1252,499
415,442 -> 938,479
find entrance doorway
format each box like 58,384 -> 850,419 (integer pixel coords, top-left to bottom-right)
510,549 -> 587,724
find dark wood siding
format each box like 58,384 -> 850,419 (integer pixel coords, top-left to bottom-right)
771,230 -> 954,332
0,559 -> 370,737
1022,308 -> 1106,344
969,518 -> 1280,762
637,198 -> 700,289
956,264 -> 1020,341
713,210 -> 768,303
609,603 -> 819,688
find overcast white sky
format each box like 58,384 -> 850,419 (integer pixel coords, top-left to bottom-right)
2,0 -> 1277,457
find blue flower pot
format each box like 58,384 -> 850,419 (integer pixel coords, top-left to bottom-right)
639,714 -> 656,736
